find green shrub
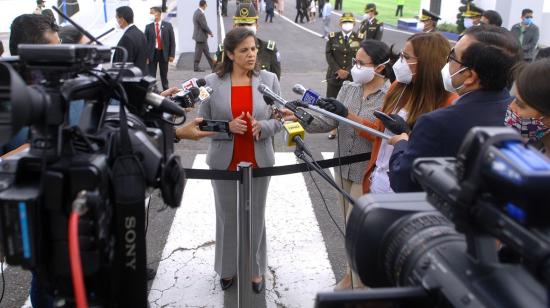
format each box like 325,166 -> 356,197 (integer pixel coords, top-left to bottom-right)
437,22 -> 460,34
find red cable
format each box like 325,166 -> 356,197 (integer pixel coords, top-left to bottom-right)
69,211 -> 88,308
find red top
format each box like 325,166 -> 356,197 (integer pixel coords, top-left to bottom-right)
228,85 -> 258,171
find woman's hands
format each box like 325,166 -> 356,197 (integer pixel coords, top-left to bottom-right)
228,112 -> 262,140
229,112 -> 248,135
248,112 -> 261,141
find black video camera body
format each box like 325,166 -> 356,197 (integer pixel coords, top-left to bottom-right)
318,127 -> 550,308
0,44 -> 185,307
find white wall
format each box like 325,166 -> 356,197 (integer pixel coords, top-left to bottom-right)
177,0 -> 219,53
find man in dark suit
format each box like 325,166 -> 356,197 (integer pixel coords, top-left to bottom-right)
192,0 -> 214,72
387,25 -> 521,192
113,6 -> 148,74
145,6 -> 175,90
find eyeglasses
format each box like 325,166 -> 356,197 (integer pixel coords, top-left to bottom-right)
352,58 -> 373,69
447,48 -> 465,66
399,50 -> 418,62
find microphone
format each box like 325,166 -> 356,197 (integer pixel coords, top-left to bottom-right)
283,121 -> 305,147
174,87 -> 201,108
197,85 -> 213,102
181,78 -> 206,91
291,84 -> 392,140
145,92 -> 186,116
292,84 -> 320,106
258,84 -> 314,125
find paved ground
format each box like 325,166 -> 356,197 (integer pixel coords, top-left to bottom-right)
0,1 -> 414,307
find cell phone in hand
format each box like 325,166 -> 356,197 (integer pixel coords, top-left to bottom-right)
373,110 -> 396,123
199,120 -> 230,133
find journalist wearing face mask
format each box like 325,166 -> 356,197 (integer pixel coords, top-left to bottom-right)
318,33 -> 455,196
505,59 -> 550,156
387,25 -> 521,192
297,39 -> 394,289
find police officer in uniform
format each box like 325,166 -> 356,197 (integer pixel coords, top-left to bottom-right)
215,3 -> 281,79
358,3 -> 383,41
419,9 -> 440,33
325,12 -> 361,98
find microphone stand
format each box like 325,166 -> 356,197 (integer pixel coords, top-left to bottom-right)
293,136 -> 357,207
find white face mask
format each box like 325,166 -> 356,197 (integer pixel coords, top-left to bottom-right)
341,22 -> 354,33
392,57 -> 415,84
464,18 -> 474,29
441,62 -> 467,93
417,22 -> 425,30
351,66 -> 375,84
243,25 -> 257,35
150,15 -> 156,22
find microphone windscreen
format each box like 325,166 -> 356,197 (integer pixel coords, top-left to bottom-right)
196,78 -> 206,87
190,87 -> 201,99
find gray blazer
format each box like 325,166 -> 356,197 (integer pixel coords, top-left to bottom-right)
199,70 -> 282,170
192,8 -> 212,43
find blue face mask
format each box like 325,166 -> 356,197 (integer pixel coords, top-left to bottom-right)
523,17 -> 533,25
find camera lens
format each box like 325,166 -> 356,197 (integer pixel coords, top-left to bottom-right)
346,195 -> 464,288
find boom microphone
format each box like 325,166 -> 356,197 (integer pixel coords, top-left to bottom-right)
292,84 -> 320,105
258,84 -> 314,125
291,84 -> 392,140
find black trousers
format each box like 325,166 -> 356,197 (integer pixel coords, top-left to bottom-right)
221,0 -> 228,16
194,41 -> 214,70
326,83 -> 342,99
334,0 -> 342,10
395,5 -> 403,17
149,49 -> 169,90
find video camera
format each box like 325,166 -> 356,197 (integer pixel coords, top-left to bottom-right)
0,43 -> 187,307
317,127 -> 550,307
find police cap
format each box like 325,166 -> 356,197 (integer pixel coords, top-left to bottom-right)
340,12 -> 355,23
420,9 -> 441,22
233,2 -> 258,24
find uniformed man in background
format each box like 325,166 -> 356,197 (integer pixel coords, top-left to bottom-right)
419,9 -> 440,33
462,4 -> 484,29
358,3 -> 383,41
325,12 -> 361,99
215,2 -> 281,79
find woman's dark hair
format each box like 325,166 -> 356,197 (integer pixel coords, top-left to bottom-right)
215,27 -> 259,77
360,39 -> 398,82
462,25 -> 521,91
536,47 -> 550,60
516,59 -> 550,116
59,25 -> 83,44
482,10 -> 502,27
116,6 -> 134,24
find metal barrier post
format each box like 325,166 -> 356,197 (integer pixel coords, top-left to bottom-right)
237,162 -> 254,308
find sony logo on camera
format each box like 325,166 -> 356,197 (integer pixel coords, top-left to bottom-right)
124,216 -> 137,270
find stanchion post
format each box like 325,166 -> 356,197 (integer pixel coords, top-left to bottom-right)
237,162 -> 254,308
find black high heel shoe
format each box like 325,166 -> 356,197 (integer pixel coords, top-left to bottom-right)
220,277 -> 234,291
252,276 -> 265,294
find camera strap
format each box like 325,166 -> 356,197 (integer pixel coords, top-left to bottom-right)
110,92 -> 148,307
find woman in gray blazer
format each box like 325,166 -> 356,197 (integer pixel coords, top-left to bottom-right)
199,28 -> 282,293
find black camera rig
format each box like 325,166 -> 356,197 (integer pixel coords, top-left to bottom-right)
0,43 -> 187,307
316,127 -> 550,308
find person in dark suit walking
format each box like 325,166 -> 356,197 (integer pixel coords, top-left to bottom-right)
145,6 -> 175,90
113,6 -> 148,74
193,0 -> 214,72
387,25 -> 521,192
